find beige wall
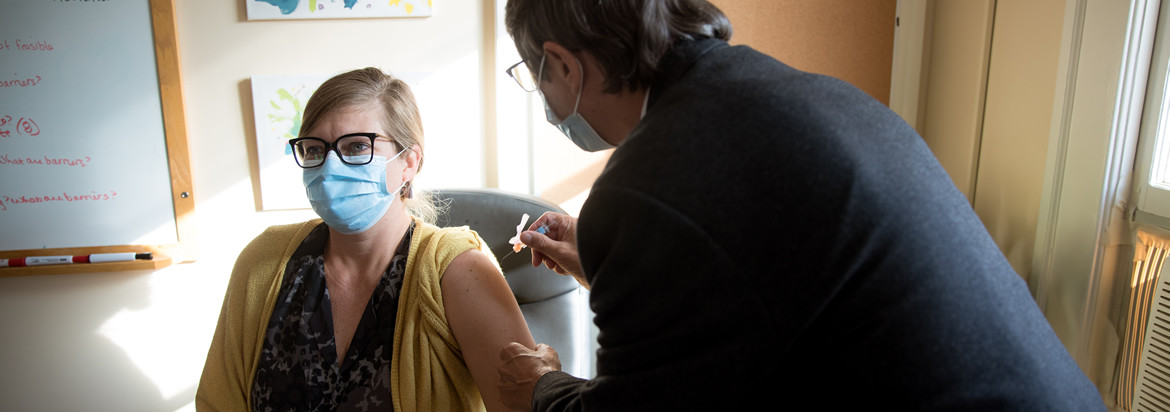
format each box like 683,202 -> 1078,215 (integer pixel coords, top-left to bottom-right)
976,0 -> 1067,278
919,0 -> 995,200
919,0 -> 1066,278
713,0 -> 896,105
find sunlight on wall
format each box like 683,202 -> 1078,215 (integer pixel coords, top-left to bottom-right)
531,110 -> 611,212
99,177 -> 317,412
98,264 -> 210,403
413,50 -> 487,191
494,28 -> 536,195
557,187 -> 592,218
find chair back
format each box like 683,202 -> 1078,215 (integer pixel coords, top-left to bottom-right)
431,188 -> 598,378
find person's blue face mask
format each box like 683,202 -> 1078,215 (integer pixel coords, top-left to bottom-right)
303,149 -> 407,234
538,54 -> 615,152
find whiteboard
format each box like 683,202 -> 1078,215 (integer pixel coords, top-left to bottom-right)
0,0 -> 193,269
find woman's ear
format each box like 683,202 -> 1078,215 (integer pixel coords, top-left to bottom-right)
402,144 -> 422,180
397,144 -> 422,198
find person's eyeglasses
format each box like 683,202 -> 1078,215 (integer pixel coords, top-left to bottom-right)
288,133 -> 395,168
506,60 -> 539,92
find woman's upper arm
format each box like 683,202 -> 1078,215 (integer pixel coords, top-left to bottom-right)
442,248 -> 536,412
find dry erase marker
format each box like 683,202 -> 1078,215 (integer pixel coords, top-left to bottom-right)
25,255 -> 73,266
0,252 -> 152,267
79,252 -> 152,263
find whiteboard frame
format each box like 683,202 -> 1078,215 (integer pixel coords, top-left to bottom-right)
0,0 -> 195,277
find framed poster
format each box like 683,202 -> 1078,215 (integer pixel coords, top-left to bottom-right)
247,0 -> 433,20
251,74 -> 328,210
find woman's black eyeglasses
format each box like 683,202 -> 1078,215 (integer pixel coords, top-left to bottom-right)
288,133 -> 394,168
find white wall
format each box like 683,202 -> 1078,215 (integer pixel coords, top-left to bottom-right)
0,1 -> 490,410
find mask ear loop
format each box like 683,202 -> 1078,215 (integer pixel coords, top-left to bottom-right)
535,53 -> 585,118
536,54 -> 548,95
572,57 -> 584,114
389,146 -> 412,199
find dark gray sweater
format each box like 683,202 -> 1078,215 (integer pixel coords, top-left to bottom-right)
534,38 -> 1104,411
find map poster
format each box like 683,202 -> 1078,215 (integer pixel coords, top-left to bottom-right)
246,0 -> 434,20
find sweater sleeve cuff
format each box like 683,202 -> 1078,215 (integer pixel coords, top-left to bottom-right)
533,371 -> 588,412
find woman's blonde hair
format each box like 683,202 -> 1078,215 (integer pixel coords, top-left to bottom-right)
299,67 -> 439,223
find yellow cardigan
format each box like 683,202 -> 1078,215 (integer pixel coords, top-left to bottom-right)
196,218 -> 493,412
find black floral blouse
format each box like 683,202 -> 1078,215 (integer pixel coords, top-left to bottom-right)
251,221 -> 413,411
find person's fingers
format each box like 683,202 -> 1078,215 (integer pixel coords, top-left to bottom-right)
524,232 -> 549,268
544,258 -> 562,274
533,212 -> 573,237
527,215 -> 549,232
534,344 -> 562,370
523,232 -> 563,262
499,341 -> 531,361
529,212 -> 555,233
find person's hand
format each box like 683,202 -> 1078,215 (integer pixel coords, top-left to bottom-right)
522,212 -> 589,289
498,343 -> 561,410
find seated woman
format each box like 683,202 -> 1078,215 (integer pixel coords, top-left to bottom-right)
197,67 -> 535,412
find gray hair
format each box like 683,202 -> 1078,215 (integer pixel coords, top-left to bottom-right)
505,0 -> 732,93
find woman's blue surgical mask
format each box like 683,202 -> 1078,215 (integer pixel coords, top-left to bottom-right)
303,149 -> 407,234
537,54 -> 615,152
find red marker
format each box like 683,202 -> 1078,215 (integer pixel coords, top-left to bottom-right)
0,252 -> 152,267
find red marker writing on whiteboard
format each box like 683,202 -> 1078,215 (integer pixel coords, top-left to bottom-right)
0,252 -> 153,268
